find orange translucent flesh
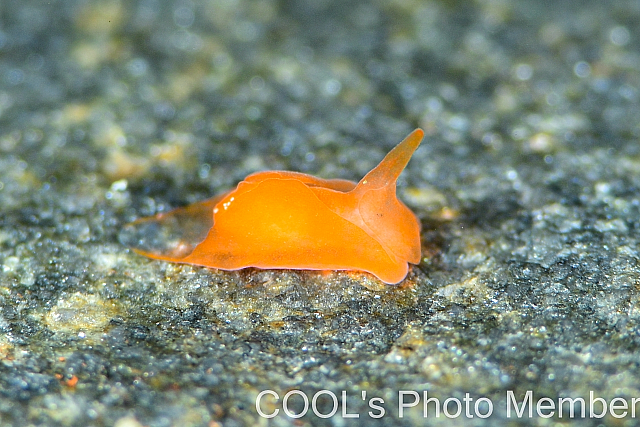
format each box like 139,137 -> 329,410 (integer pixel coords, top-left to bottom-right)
359,128 -> 424,189
309,128 -> 423,264
129,128 -> 424,284
128,193 -> 226,259
244,170 -> 358,192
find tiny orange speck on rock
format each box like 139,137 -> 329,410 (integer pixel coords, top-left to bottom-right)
65,375 -> 79,387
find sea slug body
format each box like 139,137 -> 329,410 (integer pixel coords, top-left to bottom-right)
127,128 -> 424,284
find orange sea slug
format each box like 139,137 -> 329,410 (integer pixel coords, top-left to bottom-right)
127,128 -> 424,284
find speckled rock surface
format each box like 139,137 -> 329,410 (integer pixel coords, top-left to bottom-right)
1,0 -> 640,426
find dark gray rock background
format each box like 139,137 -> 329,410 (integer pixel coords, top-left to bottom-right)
1,0 -> 639,426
